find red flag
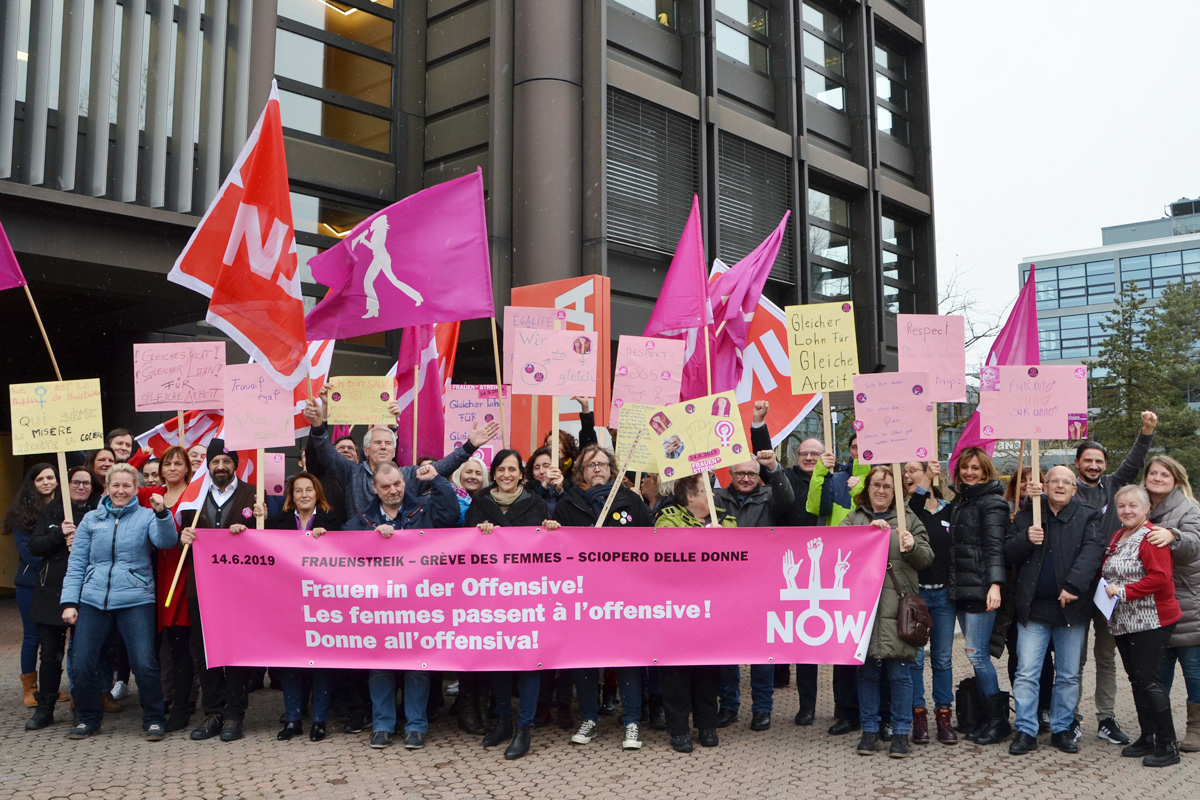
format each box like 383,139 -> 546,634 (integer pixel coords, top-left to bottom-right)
0,218 -> 27,292
168,82 -> 307,389
136,410 -> 224,457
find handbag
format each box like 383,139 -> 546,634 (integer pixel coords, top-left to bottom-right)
887,562 -> 933,647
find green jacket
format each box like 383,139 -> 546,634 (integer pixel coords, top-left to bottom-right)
806,459 -> 871,526
842,504 -> 932,661
655,503 -> 738,528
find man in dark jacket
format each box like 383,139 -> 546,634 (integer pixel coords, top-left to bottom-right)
346,462 -> 457,750
1074,409 -> 1157,745
1005,465 -> 1105,756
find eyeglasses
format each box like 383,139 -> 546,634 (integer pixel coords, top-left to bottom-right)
798,450 -> 823,459
731,471 -> 759,479
69,480 -> 92,488
1046,479 -> 1075,487
584,462 -> 611,471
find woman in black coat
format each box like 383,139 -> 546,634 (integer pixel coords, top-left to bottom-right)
24,466 -> 98,730
947,446 -> 1011,745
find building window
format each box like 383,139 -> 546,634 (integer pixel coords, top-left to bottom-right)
609,0 -> 676,28
808,187 -> 851,300
801,2 -> 845,111
715,0 -> 769,75
606,88 -> 699,255
881,214 -> 917,313
1028,260 -> 1116,310
874,43 -> 909,143
718,132 -> 794,283
1120,251 -> 1200,296
1037,312 -> 1111,361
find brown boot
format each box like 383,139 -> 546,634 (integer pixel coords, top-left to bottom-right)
1183,702 -> 1200,753
911,707 -> 930,743
101,692 -> 123,713
21,673 -> 37,707
935,707 -> 958,745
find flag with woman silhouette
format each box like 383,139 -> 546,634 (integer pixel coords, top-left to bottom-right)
305,170 -> 494,340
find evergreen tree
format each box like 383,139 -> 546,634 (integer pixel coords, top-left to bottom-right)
1144,281 -> 1200,479
1088,283 -> 1157,467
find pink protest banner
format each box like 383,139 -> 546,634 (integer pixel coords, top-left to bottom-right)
609,335 -> 685,425
977,365 -> 1089,440
896,314 -> 966,403
222,363 -> 294,450
444,384 -> 511,468
133,342 -> 226,412
263,452 -> 287,496
503,306 -> 561,385
851,372 -> 936,465
511,329 -> 598,397
191,524 -> 889,670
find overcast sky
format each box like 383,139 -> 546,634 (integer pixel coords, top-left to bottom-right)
924,0 -> 1200,360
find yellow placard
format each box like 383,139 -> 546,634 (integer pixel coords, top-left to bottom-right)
326,377 -> 397,425
784,301 -> 859,393
647,391 -> 750,478
614,403 -> 661,474
9,379 -> 104,455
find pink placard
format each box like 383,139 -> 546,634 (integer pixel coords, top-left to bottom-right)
977,365 -> 1089,440
609,336 -> 685,425
192,525 -> 890,670
264,453 -> 287,497
896,314 -> 966,402
510,329 -> 598,397
503,306 -> 561,385
222,363 -> 294,450
443,384 -> 511,469
851,372 -> 936,464
133,342 -> 226,412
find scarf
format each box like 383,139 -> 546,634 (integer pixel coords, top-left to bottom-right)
585,483 -> 613,517
491,487 -> 523,514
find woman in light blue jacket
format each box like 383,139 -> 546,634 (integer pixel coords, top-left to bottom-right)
60,463 -> 178,740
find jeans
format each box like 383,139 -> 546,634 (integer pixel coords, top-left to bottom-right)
368,670 -> 429,734
958,608 -> 1000,697
1116,625 -> 1176,743
72,603 -> 164,730
1161,644 -> 1200,704
576,667 -> 645,725
492,671 -> 540,728
858,658 -> 913,735
282,668 -> 332,723
718,664 -> 775,714
1012,621 -> 1086,737
910,588 -> 955,708
16,585 -> 38,674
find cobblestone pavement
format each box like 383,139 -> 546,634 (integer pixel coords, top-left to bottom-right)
2,599 -> 1198,799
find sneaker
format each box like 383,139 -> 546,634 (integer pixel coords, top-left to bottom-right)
218,719 -> 243,742
1098,717 -> 1130,745
145,723 -> 165,742
67,723 -> 97,740
369,731 -> 392,749
571,720 -> 599,745
110,680 -> 129,701
445,680 -> 460,697
669,733 -> 693,753
1069,720 -> 1082,743
622,723 -> 643,750
403,731 -> 425,749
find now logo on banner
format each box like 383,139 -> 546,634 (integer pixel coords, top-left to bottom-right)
766,535 -> 871,649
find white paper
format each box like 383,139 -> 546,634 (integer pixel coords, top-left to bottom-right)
1094,578 -> 1118,620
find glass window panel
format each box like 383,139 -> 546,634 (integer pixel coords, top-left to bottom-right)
1152,251 -> 1182,267
875,74 -> 906,106
878,107 -> 908,141
807,189 -> 849,227
881,216 -> 912,249
802,2 -> 842,41
609,0 -> 676,27
1184,249 -> 1200,264
1058,263 -> 1085,279
276,28 -> 392,106
1061,346 -> 1089,358
874,44 -> 905,75
1153,264 -> 1182,278
811,266 -> 850,299
716,0 -> 766,32
1059,315 -> 1089,329
1059,296 -> 1087,308
809,225 -> 849,264
1086,259 -> 1114,275
803,31 -> 843,75
1121,255 -> 1150,276
279,88 -> 390,153
716,22 -> 768,73
277,0 -> 394,50
1035,267 -> 1057,282
1058,276 -> 1086,289
804,68 -> 844,110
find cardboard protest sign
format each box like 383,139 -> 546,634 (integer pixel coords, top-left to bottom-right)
511,330 -> 599,397
896,314 -> 966,403
444,384 -> 511,468
784,301 -> 859,393
851,372 -> 936,465
613,403 -> 661,473
132,342 -> 225,412
648,391 -> 750,478
609,336 -> 685,425
222,364 -> 293,450
326,376 -> 396,425
264,452 -> 287,496
977,365 -> 1089,440
503,306 -> 561,385
9,378 -> 103,455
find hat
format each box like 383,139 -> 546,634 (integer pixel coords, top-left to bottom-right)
207,439 -> 238,468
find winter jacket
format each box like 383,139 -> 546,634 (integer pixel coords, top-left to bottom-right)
465,489 -> 552,528
554,484 -> 654,528
655,503 -> 738,528
266,508 -> 343,533
782,467 -> 822,526
807,460 -> 870,526
947,479 -> 1009,606
713,466 -> 794,528
345,474 -> 459,531
60,496 -> 179,612
1074,431 -> 1153,539
909,488 -> 952,586
842,505 -> 932,661
1004,497 -> 1105,628
28,497 -> 97,626
1150,488 -> 1200,647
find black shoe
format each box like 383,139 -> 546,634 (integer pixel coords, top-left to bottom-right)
973,695 -> 1012,746
277,721 -> 302,740
145,723 -> 166,742
750,712 -> 771,731
1098,716 -> 1131,745
1038,709 -> 1051,734
190,715 -> 223,741
856,731 -> 878,755
794,707 -> 815,726
164,706 -> 191,733
670,733 -> 694,753
1144,740 -> 1181,767
369,731 -> 391,749
648,699 -> 667,731
504,726 -> 531,759
600,687 -> 617,716
25,707 -> 54,731
219,719 -> 243,742
878,721 -> 893,742
404,731 -> 425,750
309,722 -> 326,742
1009,731 -> 1038,755
1050,730 -> 1078,753
715,707 -> 738,728
829,718 -> 860,736
698,728 -> 719,747
343,714 -> 366,734
482,718 -> 513,748
67,723 -> 97,740
1122,733 -> 1156,758
888,733 -> 910,758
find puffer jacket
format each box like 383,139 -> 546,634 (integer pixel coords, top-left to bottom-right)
1151,487 -> 1200,647
842,505 -> 932,661
60,496 -> 179,612
947,479 -> 1009,605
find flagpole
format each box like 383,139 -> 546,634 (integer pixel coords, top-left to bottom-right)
551,316 -> 561,470
703,325 -> 713,396
412,350 -> 420,463
1030,439 -> 1042,534
177,411 -> 187,448
489,317 -> 508,448
23,284 -> 62,381
165,509 -> 202,607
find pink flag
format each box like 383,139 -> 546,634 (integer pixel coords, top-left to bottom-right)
305,171 -> 494,340
948,265 -> 1040,475
0,218 -> 27,291
644,196 -> 712,337
392,324 -> 446,465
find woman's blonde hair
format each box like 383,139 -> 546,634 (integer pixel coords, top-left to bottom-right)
1142,455 -> 1196,503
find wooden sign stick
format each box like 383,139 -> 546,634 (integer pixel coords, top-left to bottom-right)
57,451 -> 73,524
256,449 -> 265,530
595,429 -> 644,527
892,462 -> 907,537
23,285 -> 63,381
702,474 -> 720,527
489,317 -> 508,448
164,508 -> 202,607
177,411 -> 187,448
1031,439 -> 1042,532
821,395 -> 834,456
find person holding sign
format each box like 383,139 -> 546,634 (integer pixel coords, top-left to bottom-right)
4,463 -> 58,708
844,466 -> 932,759
524,447 -> 566,518
60,464 -> 179,741
807,435 -> 869,527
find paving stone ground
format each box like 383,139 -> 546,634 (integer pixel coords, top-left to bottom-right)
1,598 -> 1198,798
